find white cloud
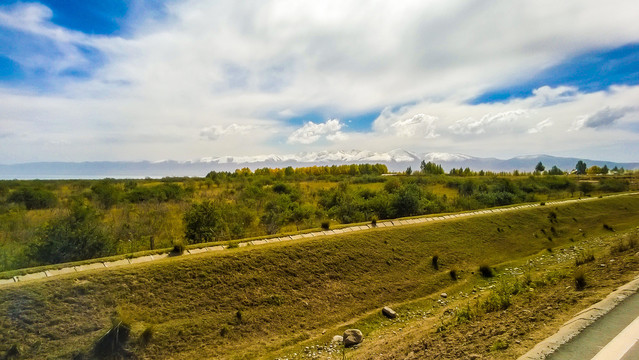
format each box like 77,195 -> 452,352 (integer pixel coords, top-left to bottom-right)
389,114 -> 439,138
449,110 -> 529,135
200,124 -> 253,140
287,119 -> 347,144
527,118 -> 553,134
530,86 -> 578,107
1,1 -> 639,162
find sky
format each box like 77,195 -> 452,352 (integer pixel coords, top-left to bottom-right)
1,0 -> 639,164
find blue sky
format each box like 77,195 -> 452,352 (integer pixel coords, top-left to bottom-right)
1,0 -> 639,163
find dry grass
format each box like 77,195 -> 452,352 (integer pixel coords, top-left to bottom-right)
0,196 -> 638,359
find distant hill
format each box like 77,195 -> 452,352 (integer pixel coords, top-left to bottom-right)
1,150 -> 637,179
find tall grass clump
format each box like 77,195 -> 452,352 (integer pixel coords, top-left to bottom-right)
575,251 -> 595,266
93,320 -> 131,359
140,325 -> 154,346
481,281 -> 511,312
574,269 -> 587,291
479,264 -> 494,278
611,236 -> 638,253
449,269 -> 458,280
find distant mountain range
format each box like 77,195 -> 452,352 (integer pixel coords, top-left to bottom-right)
1,149 -> 637,179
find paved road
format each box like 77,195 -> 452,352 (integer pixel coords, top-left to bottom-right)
1,192 -> 637,287
548,291 -> 639,360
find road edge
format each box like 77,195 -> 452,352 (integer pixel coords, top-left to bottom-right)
517,274 -> 639,359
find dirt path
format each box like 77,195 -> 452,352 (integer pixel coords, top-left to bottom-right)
1,192 -> 636,287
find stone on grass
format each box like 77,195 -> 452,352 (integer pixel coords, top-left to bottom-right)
440,293 -> 448,298
382,306 -> 397,319
342,329 -> 363,348
331,335 -> 343,344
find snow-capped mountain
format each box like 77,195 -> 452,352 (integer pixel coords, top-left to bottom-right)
199,149 -> 469,165
1,150 -> 637,179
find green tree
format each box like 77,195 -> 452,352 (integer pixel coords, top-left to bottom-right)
29,202 -> 114,265
575,160 -> 587,175
260,195 -> 293,234
184,201 -> 227,243
535,162 -> 545,173
405,166 -> 412,175
392,184 -> 421,217
601,165 -> 609,174
548,166 -> 563,175
420,161 -> 444,175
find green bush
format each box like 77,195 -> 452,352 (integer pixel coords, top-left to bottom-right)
7,187 -> 57,210
29,202 -> 114,265
184,201 -> 227,243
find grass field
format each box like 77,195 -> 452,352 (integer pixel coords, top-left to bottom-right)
1,195 -> 638,359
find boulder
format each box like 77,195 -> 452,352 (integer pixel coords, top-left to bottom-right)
343,329 -> 364,348
331,335 -> 343,344
382,306 -> 397,319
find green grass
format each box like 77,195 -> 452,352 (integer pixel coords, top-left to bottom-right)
0,195 -> 638,359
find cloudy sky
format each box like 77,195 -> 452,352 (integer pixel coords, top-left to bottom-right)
1,0 -> 638,164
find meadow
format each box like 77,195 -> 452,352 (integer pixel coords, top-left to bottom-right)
1,195 -> 638,359
0,164 -> 636,272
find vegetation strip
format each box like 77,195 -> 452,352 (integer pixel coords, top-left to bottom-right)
1,192 -> 637,286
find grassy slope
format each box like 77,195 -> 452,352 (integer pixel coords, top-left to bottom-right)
1,196 -> 638,359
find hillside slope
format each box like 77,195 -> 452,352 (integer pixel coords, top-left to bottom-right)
1,196 -> 638,359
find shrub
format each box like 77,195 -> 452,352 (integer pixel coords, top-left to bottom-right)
454,303 -> 474,324
574,269 -> 587,291
29,202 -> 115,265
7,187 -> 57,210
482,288 -> 510,312
371,216 -> 378,226
490,339 -> 509,351
479,264 -> 494,278
449,269 -> 458,280
431,255 -> 439,270
171,243 -> 185,255
184,201 -> 230,243
321,221 -> 330,230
